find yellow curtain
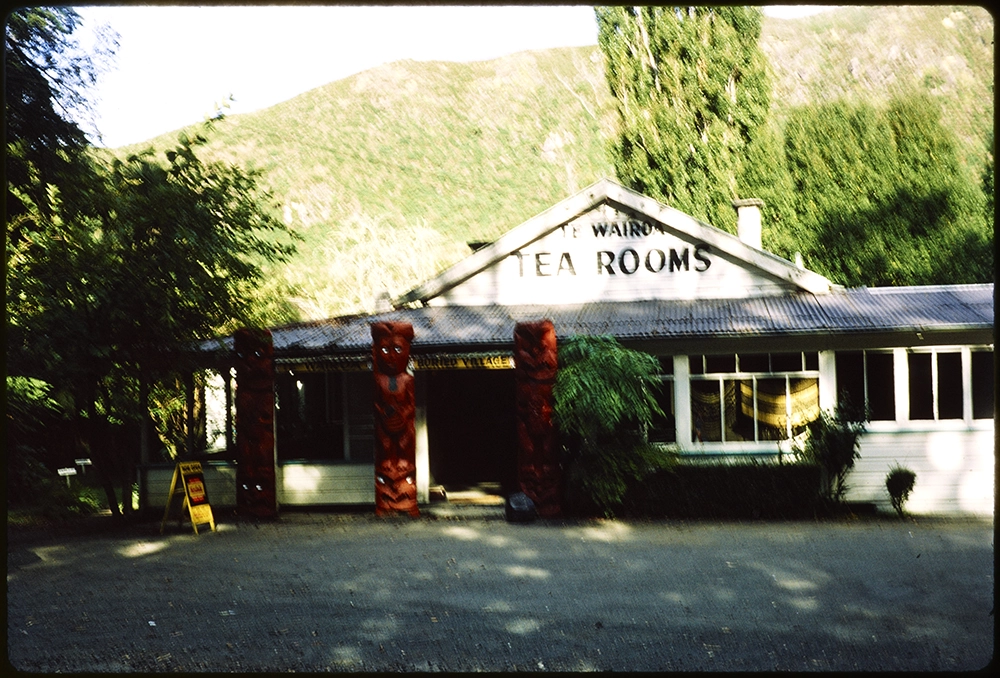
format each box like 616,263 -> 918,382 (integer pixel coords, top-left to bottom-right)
692,381 -> 738,441
740,379 -> 819,430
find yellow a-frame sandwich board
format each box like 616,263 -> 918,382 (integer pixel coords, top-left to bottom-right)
161,461 -> 216,534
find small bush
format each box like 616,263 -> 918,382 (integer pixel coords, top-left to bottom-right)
562,439 -> 674,517
885,466 -> 916,517
799,402 -> 866,505
6,444 -> 109,522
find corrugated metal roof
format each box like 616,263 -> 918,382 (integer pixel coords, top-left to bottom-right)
198,284 -> 993,361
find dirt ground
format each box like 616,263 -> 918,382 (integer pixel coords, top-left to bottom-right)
6,509 -> 995,672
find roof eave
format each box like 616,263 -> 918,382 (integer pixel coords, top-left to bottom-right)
602,183 -> 833,295
393,179 -> 834,306
393,178 -> 618,307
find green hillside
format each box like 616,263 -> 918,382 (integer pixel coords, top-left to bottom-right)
119,5 -> 993,321
761,4 -> 993,167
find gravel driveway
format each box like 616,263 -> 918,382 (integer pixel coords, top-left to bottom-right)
7,509 -> 994,672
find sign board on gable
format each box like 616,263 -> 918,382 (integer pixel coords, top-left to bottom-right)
396,180 -> 832,309
431,204 -> 801,306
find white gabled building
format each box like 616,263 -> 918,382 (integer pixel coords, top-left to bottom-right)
143,180 -> 994,517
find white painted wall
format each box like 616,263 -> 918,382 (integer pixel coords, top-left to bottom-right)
279,462 -> 375,505
846,427 -> 994,516
142,462 -> 377,509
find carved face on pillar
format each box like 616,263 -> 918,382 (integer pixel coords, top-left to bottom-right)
516,381 -> 555,440
237,474 -> 277,519
514,320 -> 558,383
372,321 -> 413,376
375,457 -> 418,516
370,321 -> 418,517
235,328 -> 274,382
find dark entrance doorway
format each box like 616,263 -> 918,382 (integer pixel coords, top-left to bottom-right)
426,369 -> 517,495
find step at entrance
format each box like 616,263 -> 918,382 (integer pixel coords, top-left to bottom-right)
438,482 -> 505,505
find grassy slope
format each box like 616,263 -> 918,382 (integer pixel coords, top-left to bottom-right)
120,6 -> 992,320
133,46 -> 614,243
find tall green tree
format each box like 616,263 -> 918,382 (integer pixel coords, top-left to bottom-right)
7,129 -> 297,515
6,8 -> 297,515
596,5 -> 777,232
783,93 -> 992,286
5,6 -> 119,513
5,7 -> 115,233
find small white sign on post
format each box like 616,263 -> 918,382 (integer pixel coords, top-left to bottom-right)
58,467 -> 78,488
74,458 -> 92,474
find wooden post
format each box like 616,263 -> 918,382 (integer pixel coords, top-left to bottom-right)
415,377 -> 429,504
514,320 -> 561,517
139,374 -> 150,465
185,371 -> 195,460
372,321 -> 419,517
235,328 -> 278,519
224,366 -> 234,456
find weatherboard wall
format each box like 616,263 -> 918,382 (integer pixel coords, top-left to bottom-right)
846,427 -> 994,516
141,461 -> 376,511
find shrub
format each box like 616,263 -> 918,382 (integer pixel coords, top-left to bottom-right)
562,439 -> 674,517
799,402 -> 866,504
7,443 -> 108,521
885,466 -> 917,517
553,335 -> 668,517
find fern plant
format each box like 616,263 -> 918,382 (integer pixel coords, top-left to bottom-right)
553,335 -> 669,516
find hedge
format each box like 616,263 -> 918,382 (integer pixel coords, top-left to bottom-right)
623,461 -> 823,519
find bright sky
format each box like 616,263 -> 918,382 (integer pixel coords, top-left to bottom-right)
74,5 -> 838,148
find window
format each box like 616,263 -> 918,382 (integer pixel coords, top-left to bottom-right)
971,349 -> 994,420
203,368 -> 233,453
689,353 -> 819,443
649,357 -> 675,443
835,351 -> 895,421
275,371 -> 374,461
840,346 -> 993,423
908,349 -> 964,421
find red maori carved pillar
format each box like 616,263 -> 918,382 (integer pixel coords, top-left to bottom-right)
371,321 -> 419,517
514,320 -> 561,516
235,327 -> 278,519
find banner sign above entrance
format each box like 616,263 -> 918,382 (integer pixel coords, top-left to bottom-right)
282,354 -> 514,372
412,354 -> 514,370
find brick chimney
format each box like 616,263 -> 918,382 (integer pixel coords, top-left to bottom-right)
732,198 -> 764,250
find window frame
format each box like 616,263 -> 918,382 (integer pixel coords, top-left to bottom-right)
274,369 -> 374,462
850,344 -> 995,433
687,352 -> 821,447
835,349 -> 896,423
648,371 -> 676,444
901,345 -> 993,426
